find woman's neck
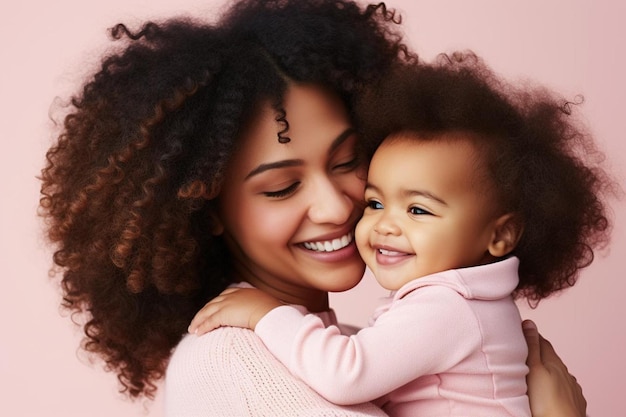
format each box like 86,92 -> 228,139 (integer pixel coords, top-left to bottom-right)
237,275 -> 330,313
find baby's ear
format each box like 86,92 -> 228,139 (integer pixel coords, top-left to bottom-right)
488,213 -> 523,258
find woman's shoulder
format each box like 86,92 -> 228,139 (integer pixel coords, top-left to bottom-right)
167,327 -> 269,381
164,327 -> 271,415
174,326 -> 262,355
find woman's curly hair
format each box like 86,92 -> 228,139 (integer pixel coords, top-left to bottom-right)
356,52 -> 616,303
39,0 -> 412,399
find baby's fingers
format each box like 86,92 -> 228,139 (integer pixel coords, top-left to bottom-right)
188,302 -> 222,335
188,289 -> 240,333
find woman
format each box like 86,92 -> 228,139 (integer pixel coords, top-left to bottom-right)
39,0 -> 586,415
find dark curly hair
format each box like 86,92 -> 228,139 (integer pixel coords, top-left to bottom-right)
355,52 -> 615,303
39,0 -> 412,399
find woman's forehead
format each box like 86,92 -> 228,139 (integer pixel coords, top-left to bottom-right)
231,84 -> 353,168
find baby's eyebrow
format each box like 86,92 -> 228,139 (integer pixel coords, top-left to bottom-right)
404,189 -> 448,206
365,182 -> 448,207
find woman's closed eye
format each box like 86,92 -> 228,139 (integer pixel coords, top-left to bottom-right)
263,182 -> 301,198
332,156 -> 360,172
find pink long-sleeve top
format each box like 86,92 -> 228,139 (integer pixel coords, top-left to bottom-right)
255,257 -> 531,417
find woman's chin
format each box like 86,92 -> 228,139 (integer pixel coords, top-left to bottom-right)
318,264 -> 366,293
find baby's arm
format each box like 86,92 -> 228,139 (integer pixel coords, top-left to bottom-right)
255,287 -> 481,405
188,288 -> 283,334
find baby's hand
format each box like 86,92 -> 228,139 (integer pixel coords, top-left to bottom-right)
188,288 -> 283,335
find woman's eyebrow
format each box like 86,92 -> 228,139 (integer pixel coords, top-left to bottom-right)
245,127 -> 356,180
329,127 -> 356,153
245,159 -> 303,179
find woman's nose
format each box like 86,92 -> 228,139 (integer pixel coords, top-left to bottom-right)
307,179 -> 354,225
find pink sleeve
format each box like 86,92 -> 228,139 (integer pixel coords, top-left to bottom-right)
255,287 -> 481,405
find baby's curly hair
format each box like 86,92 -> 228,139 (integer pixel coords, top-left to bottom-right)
39,0 -> 411,399
356,52 -> 615,303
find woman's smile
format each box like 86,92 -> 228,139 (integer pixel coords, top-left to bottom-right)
302,231 -> 353,252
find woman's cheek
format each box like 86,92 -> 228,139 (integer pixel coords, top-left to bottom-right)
254,202 -> 303,241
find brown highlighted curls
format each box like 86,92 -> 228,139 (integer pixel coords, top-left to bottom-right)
39,0 -> 411,399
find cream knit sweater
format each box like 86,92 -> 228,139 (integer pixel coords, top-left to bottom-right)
164,293 -> 386,416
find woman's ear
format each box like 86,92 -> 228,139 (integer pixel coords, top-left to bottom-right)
488,213 -> 524,257
179,180 -> 224,235
206,203 -> 225,236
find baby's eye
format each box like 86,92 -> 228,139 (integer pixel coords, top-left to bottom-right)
263,182 -> 300,198
366,200 -> 383,210
409,206 -> 431,215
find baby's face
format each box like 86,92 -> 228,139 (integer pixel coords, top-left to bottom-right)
355,132 -> 504,291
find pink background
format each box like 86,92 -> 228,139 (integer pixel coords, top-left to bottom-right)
1,1 -> 624,416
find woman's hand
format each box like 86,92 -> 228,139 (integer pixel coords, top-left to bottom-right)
188,288 -> 283,335
523,320 -> 587,417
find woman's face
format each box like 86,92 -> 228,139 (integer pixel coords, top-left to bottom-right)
215,84 -> 367,310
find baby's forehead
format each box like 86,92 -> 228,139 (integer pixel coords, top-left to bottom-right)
380,130 -> 487,161
387,128 -> 485,142
376,131 -> 499,191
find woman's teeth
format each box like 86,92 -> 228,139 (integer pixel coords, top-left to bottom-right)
303,232 -> 353,252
